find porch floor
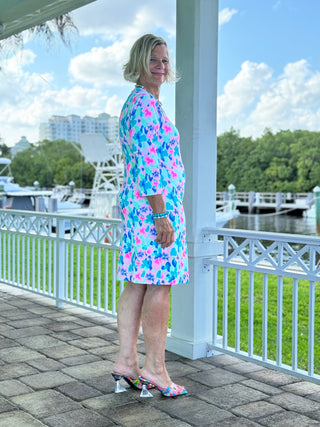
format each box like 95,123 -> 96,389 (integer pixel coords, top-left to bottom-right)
0,285 -> 320,426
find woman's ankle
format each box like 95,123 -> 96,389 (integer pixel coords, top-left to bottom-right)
113,357 -> 139,375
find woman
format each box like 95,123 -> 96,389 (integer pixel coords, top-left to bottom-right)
112,34 -> 189,398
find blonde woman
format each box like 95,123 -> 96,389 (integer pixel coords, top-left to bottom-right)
112,34 -> 188,398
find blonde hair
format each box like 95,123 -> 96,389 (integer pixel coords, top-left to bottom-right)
123,34 -> 174,83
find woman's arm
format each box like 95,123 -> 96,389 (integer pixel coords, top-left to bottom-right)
146,194 -> 175,248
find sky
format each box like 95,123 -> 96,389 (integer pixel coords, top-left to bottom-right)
1,0 -> 320,146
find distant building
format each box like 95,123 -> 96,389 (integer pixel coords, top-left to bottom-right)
39,113 -> 119,143
11,136 -> 31,157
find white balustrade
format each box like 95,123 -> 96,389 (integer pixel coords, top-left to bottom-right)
0,209 -> 123,316
1,208 -> 320,384
202,227 -> 320,384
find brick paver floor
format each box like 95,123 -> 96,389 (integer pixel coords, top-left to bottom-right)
0,284 -> 320,426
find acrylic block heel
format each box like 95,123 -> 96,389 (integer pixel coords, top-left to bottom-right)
111,373 -> 127,393
140,384 -> 153,398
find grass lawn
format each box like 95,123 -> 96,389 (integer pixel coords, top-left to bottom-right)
217,267 -> 320,374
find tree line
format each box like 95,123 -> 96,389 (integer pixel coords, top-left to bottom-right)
0,129 -> 320,192
217,129 -> 320,193
6,139 -> 95,189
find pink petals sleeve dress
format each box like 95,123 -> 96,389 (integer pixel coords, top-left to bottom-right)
117,86 -> 189,285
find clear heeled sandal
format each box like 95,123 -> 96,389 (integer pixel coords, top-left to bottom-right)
139,376 -> 187,398
111,373 -> 127,393
111,372 -> 155,393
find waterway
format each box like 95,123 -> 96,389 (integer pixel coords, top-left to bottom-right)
225,213 -> 320,236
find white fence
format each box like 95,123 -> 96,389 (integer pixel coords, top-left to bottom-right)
0,209 -> 123,316
203,227 -> 320,384
1,209 -> 320,383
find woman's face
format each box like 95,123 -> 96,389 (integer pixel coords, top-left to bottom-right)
140,44 -> 169,89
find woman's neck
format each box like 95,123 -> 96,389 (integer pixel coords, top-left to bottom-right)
136,81 -> 160,100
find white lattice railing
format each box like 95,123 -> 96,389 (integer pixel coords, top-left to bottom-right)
202,227 -> 320,384
0,209 -> 123,316
1,208 -> 320,383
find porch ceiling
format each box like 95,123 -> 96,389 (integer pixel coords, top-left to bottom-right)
0,0 -> 96,40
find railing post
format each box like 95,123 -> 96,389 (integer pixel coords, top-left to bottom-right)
307,192 -> 314,208
55,217 -> 66,308
249,191 -> 255,214
313,186 -> 320,225
276,192 -> 282,212
228,184 -> 235,210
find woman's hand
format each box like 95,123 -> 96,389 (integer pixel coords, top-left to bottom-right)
154,216 -> 175,248
146,194 -> 174,247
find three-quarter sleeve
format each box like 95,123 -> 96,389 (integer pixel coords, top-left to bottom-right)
129,95 -> 163,197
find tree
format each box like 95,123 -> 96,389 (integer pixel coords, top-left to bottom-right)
217,128 -> 320,193
0,143 -> 11,157
11,139 -> 94,188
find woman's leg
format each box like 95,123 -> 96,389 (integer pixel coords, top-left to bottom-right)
140,284 -> 174,388
113,281 -> 147,377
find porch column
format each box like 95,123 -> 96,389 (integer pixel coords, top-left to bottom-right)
166,0 -> 219,359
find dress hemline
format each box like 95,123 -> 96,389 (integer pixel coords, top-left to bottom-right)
118,277 -> 189,286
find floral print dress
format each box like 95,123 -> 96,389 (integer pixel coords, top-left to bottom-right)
117,86 -> 189,285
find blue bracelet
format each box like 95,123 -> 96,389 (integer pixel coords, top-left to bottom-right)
153,211 -> 169,219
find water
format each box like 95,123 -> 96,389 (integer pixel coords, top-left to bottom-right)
225,213 -> 319,236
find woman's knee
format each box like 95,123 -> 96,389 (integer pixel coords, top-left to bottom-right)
146,284 -> 171,299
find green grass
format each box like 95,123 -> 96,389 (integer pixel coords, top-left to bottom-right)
2,235 -> 122,313
217,267 -> 320,374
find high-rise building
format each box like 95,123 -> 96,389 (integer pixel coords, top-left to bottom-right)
39,113 -> 119,143
11,136 -> 31,157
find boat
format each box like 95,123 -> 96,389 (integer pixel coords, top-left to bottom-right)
304,206 -> 316,219
0,158 -> 90,227
216,202 -> 240,228
0,158 -> 52,211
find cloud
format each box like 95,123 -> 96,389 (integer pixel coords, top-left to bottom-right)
69,41 -> 131,87
219,8 -> 238,27
0,49 -> 53,103
72,0 -> 176,38
218,61 -> 273,118
0,50 -> 113,144
105,94 -> 124,117
0,84 -> 109,143
218,59 -> 320,138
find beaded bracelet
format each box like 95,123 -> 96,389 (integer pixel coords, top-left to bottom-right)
153,211 -> 169,219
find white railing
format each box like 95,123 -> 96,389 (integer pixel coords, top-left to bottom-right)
1,208 -> 320,383
217,191 -> 313,206
0,209 -> 123,317
203,227 -> 320,384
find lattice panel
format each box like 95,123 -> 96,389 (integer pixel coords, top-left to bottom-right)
68,218 -> 122,246
0,211 -> 52,236
220,233 -> 320,280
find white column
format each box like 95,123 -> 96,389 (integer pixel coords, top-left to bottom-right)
166,0 -> 219,359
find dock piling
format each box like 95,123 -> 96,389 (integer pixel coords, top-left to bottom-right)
313,186 -> 320,224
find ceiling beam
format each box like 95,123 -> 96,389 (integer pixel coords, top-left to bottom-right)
0,0 -> 96,40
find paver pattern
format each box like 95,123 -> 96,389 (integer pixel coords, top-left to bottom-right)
0,284 -> 320,426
